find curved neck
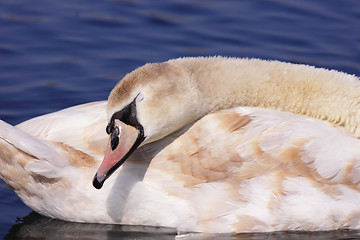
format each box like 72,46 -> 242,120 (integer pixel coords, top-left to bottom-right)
172,57 -> 360,137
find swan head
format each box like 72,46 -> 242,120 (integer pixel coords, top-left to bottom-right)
93,60 -> 202,189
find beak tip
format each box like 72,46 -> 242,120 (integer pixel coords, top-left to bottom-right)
92,174 -> 104,189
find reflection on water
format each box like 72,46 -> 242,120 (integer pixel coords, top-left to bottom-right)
5,212 -> 177,240
1,0 -> 360,238
6,212 -> 360,240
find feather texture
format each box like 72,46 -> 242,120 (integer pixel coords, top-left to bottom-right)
1,57 -> 360,233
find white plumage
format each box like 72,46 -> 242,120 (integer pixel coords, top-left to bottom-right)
1,57 -> 360,233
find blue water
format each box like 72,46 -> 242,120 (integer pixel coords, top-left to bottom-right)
0,0 -> 360,239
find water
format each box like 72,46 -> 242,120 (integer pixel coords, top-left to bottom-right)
0,0 -> 359,239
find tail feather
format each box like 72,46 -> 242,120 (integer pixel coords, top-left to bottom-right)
0,120 -> 65,168
0,120 -> 67,199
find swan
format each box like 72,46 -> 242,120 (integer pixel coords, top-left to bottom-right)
1,56 -> 360,233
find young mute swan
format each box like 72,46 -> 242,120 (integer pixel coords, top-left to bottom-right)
1,56 -> 360,233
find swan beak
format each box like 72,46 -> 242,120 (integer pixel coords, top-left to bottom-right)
93,120 -> 139,189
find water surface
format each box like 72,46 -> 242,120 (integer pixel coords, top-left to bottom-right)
0,0 -> 360,239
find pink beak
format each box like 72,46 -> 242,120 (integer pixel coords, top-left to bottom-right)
93,120 -> 139,189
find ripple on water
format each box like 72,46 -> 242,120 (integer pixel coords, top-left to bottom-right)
0,0 -> 360,238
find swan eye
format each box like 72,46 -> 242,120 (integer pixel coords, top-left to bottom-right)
136,92 -> 144,102
110,126 -> 120,150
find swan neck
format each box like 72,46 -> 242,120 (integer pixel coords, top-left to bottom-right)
177,57 -> 360,137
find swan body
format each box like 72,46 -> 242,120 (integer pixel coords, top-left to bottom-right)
1,56 -> 360,233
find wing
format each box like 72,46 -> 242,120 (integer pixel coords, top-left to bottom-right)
142,107 -> 360,232
0,100 -> 109,185
16,101 -> 108,157
0,101 -> 110,220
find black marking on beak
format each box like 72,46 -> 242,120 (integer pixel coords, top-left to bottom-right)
93,174 -> 103,189
92,129 -> 145,190
110,126 -> 120,150
93,93 -> 146,189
